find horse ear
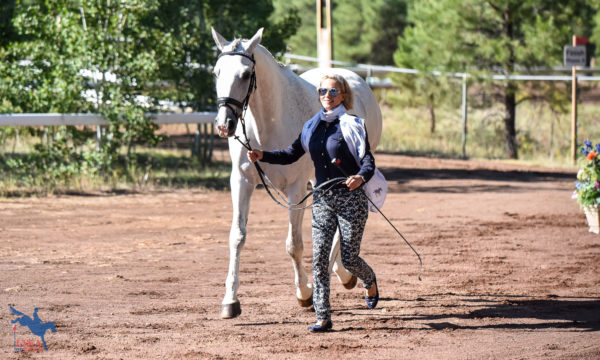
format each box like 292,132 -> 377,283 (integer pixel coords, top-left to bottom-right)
211,27 -> 228,51
244,27 -> 264,54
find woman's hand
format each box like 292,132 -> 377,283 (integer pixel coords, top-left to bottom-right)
345,175 -> 364,191
247,150 -> 263,163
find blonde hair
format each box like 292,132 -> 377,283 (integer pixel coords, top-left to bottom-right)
320,74 -> 353,110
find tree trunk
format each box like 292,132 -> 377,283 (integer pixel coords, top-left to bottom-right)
502,8 -> 518,159
503,85 -> 518,159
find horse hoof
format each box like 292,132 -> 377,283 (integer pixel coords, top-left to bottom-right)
342,275 -> 357,289
298,296 -> 313,308
221,301 -> 242,319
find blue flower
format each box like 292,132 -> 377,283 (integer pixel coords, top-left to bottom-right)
597,143 -> 600,153
581,140 -> 597,156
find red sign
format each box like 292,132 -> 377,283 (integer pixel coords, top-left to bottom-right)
575,36 -> 589,46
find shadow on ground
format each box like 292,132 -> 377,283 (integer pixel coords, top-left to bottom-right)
381,167 -> 575,193
338,294 -> 600,332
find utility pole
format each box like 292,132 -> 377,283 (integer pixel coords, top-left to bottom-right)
316,0 -> 333,68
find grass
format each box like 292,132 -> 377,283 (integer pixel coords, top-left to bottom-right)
134,149 -> 231,190
0,145 -> 231,196
378,97 -> 600,168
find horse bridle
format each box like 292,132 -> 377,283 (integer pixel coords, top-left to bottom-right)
216,50 -> 257,149
214,50 -> 326,209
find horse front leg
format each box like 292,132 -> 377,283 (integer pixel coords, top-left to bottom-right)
221,174 -> 254,319
329,228 -> 358,289
286,189 -> 312,307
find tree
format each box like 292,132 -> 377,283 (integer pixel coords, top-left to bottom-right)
0,0 -> 17,48
0,0 -> 301,187
393,0 -> 464,134
146,0 -> 300,113
395,0 -> 596,159
272,0 -> 409,65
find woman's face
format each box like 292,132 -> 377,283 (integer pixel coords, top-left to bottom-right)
319,78 -> 346,111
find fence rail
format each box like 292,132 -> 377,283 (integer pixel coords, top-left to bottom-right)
0,112 -> 219,162
0,112 -> 217,127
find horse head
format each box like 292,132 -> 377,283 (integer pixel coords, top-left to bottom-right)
211,27 -> 263,138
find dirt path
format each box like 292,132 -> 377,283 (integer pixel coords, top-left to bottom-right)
1,154 -> 599,359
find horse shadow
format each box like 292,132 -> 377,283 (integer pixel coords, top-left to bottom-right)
10,306 -> 56,350
337,294 -> 600,332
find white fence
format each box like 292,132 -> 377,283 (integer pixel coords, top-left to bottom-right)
0,112 -> 218,161
0,112 -> 217,126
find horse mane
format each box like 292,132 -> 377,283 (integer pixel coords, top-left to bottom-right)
227,37 -> 286,68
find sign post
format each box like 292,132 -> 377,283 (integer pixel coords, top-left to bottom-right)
564,36 -> 588,163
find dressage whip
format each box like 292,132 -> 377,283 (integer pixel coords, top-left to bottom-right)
331,158 -> 422,281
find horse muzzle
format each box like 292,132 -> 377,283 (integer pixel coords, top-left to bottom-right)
216,108 -> 238,138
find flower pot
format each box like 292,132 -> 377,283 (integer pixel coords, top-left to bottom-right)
584,205 -> 600,234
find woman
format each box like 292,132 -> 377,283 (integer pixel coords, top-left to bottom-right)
247,74 -> 379,332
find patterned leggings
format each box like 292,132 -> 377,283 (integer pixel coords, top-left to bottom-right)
311,187 -> 376,322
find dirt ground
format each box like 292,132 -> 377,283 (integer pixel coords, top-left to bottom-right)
1,153 -> 599,359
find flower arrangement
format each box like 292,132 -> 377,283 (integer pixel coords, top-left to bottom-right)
573,140 -> 600,207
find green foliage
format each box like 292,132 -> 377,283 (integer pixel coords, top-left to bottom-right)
0,1 -> 90,113
574,141 -> 600,207
392,0 -> 463,133
147,0 -> 300,111
0,145 -> 231,196
393,0 -> 597,159
0,0 -> 299,193
272,0 -> 409,64
1,135 -> 104,194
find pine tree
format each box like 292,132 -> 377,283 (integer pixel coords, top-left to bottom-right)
395,0 -> 596,159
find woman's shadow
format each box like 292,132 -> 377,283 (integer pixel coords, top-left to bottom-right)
336,293 -> 600,332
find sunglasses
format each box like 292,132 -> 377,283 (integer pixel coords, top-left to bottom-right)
318,88 -> 340,97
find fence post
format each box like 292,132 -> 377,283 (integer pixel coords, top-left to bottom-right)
96,125 -> 102,151
192,124 -> 200,159
571,35 -> 578,164
461,73 -> 468,159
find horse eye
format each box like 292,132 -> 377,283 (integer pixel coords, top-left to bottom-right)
241,71 -> 251,80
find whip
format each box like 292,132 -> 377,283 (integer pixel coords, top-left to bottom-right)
331,158 -> 423,281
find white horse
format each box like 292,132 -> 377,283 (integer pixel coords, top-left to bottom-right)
211,27 -> 382,318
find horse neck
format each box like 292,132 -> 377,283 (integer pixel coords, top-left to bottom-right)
247,47 -> 302,148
